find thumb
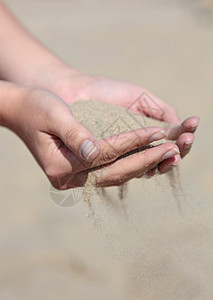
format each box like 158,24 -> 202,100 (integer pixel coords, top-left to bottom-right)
49,107 -> 100,162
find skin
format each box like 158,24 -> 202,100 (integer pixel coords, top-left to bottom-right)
0,2 -> 199,189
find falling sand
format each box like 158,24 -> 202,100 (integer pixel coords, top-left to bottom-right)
1,1 -> 213,299
70,100 -> 213,299
69,101 -> 196,299
70,100 -> 183,214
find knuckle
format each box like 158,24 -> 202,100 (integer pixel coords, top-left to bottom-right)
50,181 -> 69,190
45,164 -> 59,178
50,180 -> 63,190
113,174 -> 128,186
133,134 -> 145,149
142,149 -> 159,169
47,171 -> 75,190
44,164 -> 57,178
99,143 -> 119,163
46,103 -> 72,129
45,164 -> 68,180
64,126 -> 81,146
155,109 -> 164,120
48,172 -> 63,189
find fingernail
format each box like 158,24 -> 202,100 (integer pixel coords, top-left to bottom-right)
162,148 -> 180,160
80,140 -> 99,161
172,156 -> 180,166
184,141 -> 193,150
150,130 -> 167,142
191,121 -> 200,128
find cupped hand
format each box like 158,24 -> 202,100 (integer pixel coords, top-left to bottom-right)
47,71 -> 199,173
9,87 -> 182,189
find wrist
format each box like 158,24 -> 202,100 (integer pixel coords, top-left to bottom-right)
28,58 -> 79,88
32,64 -> 86,103
0,81 -> 28,130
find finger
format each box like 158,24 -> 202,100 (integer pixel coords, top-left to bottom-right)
144,167 -> 158,178
139,152 -> 181,178
176,132 -> 194,158
136,132 -> 194,177
167,116 -> 199,140
49,171 -> 88,190
47,105 -> 100,162
38,134 -> 84,183
63,126 -> 168,173
158,132 -> 195,172
158,154 -> 181,174
44,124 -> 168,182
95,127 -> 167,166
93,143 -> 180,187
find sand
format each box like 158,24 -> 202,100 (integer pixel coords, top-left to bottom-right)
1,1 -> 213,299
70,100 -> 172,139
70,101 -> 188,299
70,100 -> 182,214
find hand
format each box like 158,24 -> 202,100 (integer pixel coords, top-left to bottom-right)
1,83 -> 182,189
43,70 -> 199,174
0,3 -> 198,186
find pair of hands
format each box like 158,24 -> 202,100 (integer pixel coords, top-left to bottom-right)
9,70 -> 199,190
0,2 -> 199,190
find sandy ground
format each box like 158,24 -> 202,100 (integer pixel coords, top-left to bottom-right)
0,0 -> 213,299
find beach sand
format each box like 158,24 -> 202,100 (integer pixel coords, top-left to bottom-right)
70,100 -> 182,210
0,0 -> 213,299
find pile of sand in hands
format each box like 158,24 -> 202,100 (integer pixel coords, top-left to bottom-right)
70,101 -> 182,211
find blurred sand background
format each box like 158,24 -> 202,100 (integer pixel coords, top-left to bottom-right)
0,0 -> 213,299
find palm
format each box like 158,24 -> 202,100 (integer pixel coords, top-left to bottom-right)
56,74 -> 178,122
53,73 -> 199,160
